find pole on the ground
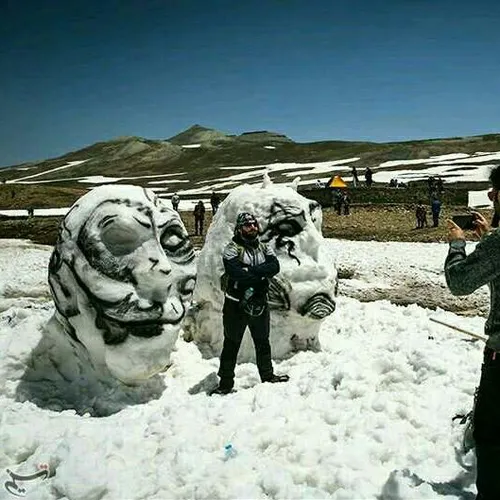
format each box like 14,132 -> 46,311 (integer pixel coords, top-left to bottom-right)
429,316 -> 488,342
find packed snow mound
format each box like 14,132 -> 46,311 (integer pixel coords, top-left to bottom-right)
185,174 -> 338,362
48,185 -> 196,384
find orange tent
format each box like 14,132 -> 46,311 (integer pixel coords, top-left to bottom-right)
326,175 -> 347,189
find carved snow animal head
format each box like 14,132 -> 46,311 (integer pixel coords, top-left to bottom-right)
186,174 -> 337,362
48,185 -> 196,384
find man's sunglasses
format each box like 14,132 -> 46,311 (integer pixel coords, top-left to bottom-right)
243,221 -> 258,227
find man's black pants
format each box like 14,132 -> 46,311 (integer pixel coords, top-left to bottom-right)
432,212 -> 439,227
473,352 -> 500,499
194,217 -> 204,235
218,299 -> 273,389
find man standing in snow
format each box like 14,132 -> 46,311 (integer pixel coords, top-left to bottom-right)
210,212 -> 289,395
444,165 -> 500,499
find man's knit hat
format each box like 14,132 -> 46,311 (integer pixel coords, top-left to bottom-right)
235,212 -> 258,231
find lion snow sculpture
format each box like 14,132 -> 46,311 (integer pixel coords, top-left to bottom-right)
186,175 -> 338,362
48,185 -> 196,384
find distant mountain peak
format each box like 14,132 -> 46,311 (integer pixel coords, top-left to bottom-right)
167,125 -> 231,145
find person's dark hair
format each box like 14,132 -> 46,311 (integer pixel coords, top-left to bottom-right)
489,166 -> 500,190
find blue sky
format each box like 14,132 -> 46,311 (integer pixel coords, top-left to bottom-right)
1,0 -> 500,166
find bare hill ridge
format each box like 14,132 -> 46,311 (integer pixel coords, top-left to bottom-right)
2,126 -> 500,193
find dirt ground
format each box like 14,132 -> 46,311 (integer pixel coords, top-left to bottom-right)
321,204 -> 492,243
0,204 -> 492,247
184,204 -> 491,246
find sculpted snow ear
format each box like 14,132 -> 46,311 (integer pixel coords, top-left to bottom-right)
262,172 -> 272,188
291,176 -> 301,191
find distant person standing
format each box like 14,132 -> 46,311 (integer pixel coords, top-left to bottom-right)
431,197 -> 442,227
333,189 -> 343,215
210,192 -> 221,215
427,176 -> 436,199
351,166 -> 359,187
171,193 -> 180,212
194,200 -> 206,236
341,191 -> 351,215
364,167 -> 373,187
415,202 -> 427,229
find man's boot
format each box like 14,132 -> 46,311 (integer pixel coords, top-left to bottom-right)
209,380 -> 234,396
262,374 -> 289,384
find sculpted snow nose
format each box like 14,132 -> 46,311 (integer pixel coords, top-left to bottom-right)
134,245 -> 174,303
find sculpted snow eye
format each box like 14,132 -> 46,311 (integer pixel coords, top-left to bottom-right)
277,219 -> 302,238
100,221 -> 149,256
266,203 -> 307,240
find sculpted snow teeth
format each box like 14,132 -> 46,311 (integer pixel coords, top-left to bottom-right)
48,185 -> 196,384
267,276 -> 291,310
299,293 -> 336,319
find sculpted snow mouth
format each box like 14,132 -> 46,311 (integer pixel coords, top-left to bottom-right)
96,313 -> 173,345
299,293 -> 336,319
95,295 -> 187,344
89,285 -> 191,342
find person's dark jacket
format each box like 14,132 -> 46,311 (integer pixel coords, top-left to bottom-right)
210,193 -> 220,207
445,231 -> 500,349
222,234 -> 279,303
431,199 -> 441,214
194,203 -> 205,219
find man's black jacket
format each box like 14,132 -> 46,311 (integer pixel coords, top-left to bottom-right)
222,234 -> 279,303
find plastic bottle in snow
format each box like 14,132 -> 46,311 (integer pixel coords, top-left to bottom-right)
223,443 -> 238,460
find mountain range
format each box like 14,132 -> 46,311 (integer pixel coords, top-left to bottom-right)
2,125 -> 500,195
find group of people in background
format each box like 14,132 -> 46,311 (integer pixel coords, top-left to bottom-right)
415,197 -> 442,229
415,176 -> 445,229
173,173 -> 450,235
349,165 -> 372,188
332,189 -> 351,215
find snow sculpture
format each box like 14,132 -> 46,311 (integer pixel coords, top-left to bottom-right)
185,174 -> 338,362
48,185 -> 196,384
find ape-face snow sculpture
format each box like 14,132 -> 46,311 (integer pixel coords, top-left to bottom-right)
48,185 -> 196,384
186,175 -> 337,362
